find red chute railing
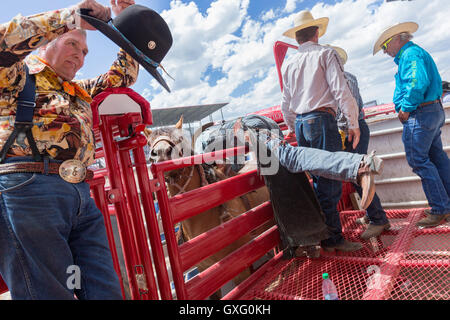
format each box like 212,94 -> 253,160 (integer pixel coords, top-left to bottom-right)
150,146 -> 279,299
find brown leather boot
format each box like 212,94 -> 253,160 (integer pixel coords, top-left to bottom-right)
362,150 -> 384,174
360,223 -> 391,240
416,210 -> 450,228
295,245 -> 321,258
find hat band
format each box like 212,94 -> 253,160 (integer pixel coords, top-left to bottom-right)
108,20 -> 160,68
108,21 -> 174,81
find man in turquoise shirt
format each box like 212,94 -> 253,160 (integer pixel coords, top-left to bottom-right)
392,41 -> 443,114
373,22 -> 450,227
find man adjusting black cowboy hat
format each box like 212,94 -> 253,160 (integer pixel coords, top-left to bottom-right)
78,3 -> 173,92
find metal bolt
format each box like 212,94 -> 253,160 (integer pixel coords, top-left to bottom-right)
155,182 -> 161,188
109,193 -> 115,200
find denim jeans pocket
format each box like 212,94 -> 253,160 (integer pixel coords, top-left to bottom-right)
302,116 -> 323,143
0,173 -> 37,193
416,107 -> 439,131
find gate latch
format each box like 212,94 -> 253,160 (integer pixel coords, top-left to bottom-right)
134,265 -> 149,295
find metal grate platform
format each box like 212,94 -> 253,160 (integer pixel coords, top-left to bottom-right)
239,208 -> 449,300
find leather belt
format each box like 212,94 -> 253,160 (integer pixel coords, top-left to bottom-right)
314,107 -> 336,117
419,99 -> 440,107
0,160 -> 93,183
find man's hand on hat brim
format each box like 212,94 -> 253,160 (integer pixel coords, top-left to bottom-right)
75,0 -> 111,30
111,0 -> 135,16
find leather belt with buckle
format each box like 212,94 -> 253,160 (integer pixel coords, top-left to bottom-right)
313,107 -> 337,117
0,160 -> 93,183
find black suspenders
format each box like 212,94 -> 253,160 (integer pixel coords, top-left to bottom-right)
0,65 -> 42,163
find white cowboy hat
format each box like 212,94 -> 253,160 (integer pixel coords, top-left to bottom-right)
325,45 -> 347,65
283,11 -> 329,39
373,22 -> 418,55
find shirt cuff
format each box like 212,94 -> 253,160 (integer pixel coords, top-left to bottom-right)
401,104 -> 418,113
347,121 -> 359,130
62,6 -> 78,30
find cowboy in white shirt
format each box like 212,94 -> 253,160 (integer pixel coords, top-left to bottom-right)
280,11 -> 362,252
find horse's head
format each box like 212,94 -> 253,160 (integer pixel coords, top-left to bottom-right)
144,115 -> 193,163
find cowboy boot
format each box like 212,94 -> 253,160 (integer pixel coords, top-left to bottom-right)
357,151 -> 383,210
360,223 -> 391,240
357,171 -> 375,210
416,209 -> 450,228
362,150 -> 384,174
295,245 -> 321,258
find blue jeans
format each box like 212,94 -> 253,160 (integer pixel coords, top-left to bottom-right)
0,157 -> 122,299
401,102 -> 450,215
345,119 -> 389,225
267,140 -> 363,183
295,111 -> 345,246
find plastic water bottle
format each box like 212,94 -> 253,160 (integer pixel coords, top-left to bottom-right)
322,273 -> 339,300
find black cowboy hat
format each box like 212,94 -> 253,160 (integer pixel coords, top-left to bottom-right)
78,5 -> 173,92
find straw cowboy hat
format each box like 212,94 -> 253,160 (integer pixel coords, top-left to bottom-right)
78,5 -> 173,92
373,22 -> 418,55
283,11 -> 329,39
325,45 -> 347,65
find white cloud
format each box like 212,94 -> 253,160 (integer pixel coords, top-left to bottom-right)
284,0 -> 304,13
142,0 -> 450,120
261,9 -> 275,21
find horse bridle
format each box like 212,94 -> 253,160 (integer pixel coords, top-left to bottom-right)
151,135 -> 196,196
150,135 -> 184,158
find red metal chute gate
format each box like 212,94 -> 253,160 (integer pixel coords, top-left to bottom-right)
1,42 -> 449,300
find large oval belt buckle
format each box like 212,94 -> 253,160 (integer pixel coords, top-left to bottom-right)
59,159 -> 87,183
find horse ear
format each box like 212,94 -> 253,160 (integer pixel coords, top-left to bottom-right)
144,128 -> 152,137
175,115 -> 183,129
233,117 -> 243,135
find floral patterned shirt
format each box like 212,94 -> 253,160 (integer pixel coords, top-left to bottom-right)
0,7 -> 139,166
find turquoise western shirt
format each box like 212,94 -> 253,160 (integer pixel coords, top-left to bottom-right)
393,41 -> 442,113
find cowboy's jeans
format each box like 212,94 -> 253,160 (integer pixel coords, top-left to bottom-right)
0,157 -> 122,300
401,101 -> 450,215
294,111 -> 346,246
266,139 -> 363,183
345,119 -> 389,225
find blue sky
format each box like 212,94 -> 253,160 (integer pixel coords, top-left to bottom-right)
1,0 -> 449,123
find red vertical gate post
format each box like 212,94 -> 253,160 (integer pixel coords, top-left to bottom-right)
116,132 -> 159,299
88,175 -> 126,299
92,88 -> 163,300
132,146 -> 173,299
273,41 -> 298,91
99,115 -> 145,300
152,167 -> 188,299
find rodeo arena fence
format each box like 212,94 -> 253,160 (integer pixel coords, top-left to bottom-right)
0,42 -> 449,301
